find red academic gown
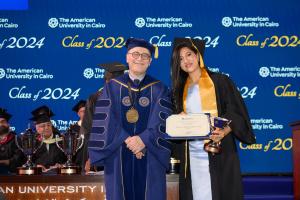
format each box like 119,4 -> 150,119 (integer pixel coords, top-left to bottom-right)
0,132 -> 25,174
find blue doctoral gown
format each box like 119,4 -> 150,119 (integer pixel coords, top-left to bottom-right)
88,74 -> 172,200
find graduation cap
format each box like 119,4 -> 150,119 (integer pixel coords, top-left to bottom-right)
173,38 -> 205,57
99,62 -> 127,80
0,108 -> 12,121
30,105 -> 54,124
173,38 -> 206,68
99,62 -> 127,74
125,38 -> 158,58
72,100 -> 86,113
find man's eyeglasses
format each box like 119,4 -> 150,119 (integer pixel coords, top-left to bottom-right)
128,52 -> 151,60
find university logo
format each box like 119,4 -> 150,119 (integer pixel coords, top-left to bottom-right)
48,18 -> 59,28
83,68 -> 94,79
259,67 -> 270,77
51,120 -> 57,127
135,18 -> 146,28
0,68 -> 5,79
222,17 -> 232,27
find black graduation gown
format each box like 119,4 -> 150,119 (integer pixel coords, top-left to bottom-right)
33,132 -> 67,168
70,122 -> 84,166
176,72 -> 256,200
0,132 -> 25,174
76,90 -> 102,170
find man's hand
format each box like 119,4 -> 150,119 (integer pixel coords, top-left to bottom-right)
135,152 -> 144,159
0,159 -> 9,166
85,159 -> 91,173
125,136 -> 145,154
36,164 -> 47,172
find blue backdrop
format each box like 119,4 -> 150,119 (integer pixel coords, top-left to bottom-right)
0,0 -> 299,174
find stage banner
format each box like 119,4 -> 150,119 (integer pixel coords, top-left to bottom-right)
0,0 -> 299,174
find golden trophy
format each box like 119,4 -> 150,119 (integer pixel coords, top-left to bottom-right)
56,127 -> 84,174
15,128 -> 43,175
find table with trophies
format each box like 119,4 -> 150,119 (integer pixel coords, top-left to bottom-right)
13,126 -> 85,175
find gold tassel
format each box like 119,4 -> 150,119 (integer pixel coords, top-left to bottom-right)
188,38 -> 205,68
153,44 -> 159,59
198,53 -> 205,68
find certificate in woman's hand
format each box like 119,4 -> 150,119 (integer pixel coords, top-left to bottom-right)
166,113 -> 211,139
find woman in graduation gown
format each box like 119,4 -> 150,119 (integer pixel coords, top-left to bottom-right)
170,38 -> 256,200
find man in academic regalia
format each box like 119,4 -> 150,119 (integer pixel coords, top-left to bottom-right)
81,62 -> 127,172
88,38 -> 173,200
30,105 -> 66,170
71,100 -> 86,133
0,108 -> 25,174
70,100 -> 86,166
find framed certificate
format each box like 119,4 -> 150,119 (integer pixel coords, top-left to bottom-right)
165,113 -> 211,140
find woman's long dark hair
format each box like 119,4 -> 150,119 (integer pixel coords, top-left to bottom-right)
171,42 -> 199,114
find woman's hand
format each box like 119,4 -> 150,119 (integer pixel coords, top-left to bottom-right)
210,126 -> 232,142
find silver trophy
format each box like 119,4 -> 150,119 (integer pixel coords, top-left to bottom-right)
15,128 -> 44,175
204,117 -> 232,154
56,126 -> 84,174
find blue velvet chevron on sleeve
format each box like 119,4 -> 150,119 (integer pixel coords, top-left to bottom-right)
88,83 -> 130,166
139,85 -> 173,169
